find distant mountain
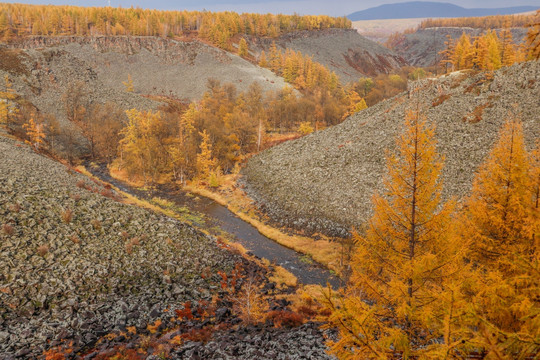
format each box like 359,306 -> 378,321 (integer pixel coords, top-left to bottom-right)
348,1 -> 538,21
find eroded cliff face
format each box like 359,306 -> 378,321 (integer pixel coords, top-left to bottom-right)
248,28 -> 408,82
242,61 -> 540,237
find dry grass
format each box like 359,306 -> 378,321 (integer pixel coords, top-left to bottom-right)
109,166 -> 146,188
268,264 -> 298,288
185,176 -> 343,275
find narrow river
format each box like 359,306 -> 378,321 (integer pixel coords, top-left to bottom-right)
88,166 -> 341,288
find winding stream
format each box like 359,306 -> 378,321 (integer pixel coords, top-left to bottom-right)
88,166 -> 341,288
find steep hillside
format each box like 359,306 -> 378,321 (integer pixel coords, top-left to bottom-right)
1,36 -> 289,123
348,2 -> 538,21
390,27 -> 529,67
249,29 -> 408,82
0,132 -> 241,357
243,61 -> 540,237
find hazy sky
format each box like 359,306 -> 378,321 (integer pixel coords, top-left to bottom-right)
4,0 -> 540,16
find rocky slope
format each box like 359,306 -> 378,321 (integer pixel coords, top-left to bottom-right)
391,27 -> 529,67
0,132 -> 338,358
242,61 -> 540,237
248,29 -> 408,82
1,36 -> 289,124
0,132 -> 242,357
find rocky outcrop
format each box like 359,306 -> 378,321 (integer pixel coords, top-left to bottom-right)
172,322 -> 336,359
248,28 -> 408,82
0,133 -> 242,357
242,61 -> 540,237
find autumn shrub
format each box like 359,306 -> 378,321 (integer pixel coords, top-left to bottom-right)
230,277 -> 268,325
181,328 -> 214,343
266,310 -> 304,328
432,94 -> 451,107
463,103 -> 490,123
91,219 -> 102,231
125,237 -> 140,254
61,208 -> 73,223
297,305 -> 317,317
37,244 -> 49,257
100,188 -> 115,199
70,234 -> 80,244
298,121 -> 314,135
7,202 -> 21,213
208,169 -> 222,188
2,223 -> 14,236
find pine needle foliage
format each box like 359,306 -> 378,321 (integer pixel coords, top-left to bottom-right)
461,117 -> 539,359
325,110 -> 468,359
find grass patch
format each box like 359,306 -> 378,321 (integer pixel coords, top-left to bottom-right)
269,265 -> 298,289
151,196 -> 175,209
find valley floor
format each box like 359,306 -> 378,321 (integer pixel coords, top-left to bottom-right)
0,130 -> 335,359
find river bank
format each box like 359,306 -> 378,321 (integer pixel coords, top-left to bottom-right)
184,175 -> 346,276
86,164 -> 341,288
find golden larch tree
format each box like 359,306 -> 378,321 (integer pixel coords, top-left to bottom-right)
461,117 -> 539,359
325,110 -> 468,359
238,37 -> 248,57
23,115 -> 46,150
196,129 -> 217,181
123,74 -> 134,92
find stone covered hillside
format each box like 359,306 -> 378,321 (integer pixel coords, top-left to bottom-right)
0,133 -> 241,357
1,36 -> 289,126
248,28 -> 408,82
243,61 -> 540,237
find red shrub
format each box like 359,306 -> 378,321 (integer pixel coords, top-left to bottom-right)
266,310 -> 304,328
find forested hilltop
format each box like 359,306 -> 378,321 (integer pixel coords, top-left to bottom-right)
0,3 -> 350,49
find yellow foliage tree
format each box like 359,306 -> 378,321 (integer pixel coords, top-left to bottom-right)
123,74 -> 134,92
0,75 -> 19,126
343,88 -> 368,119
169,102 -> 197,184
0,99 -> 7,126
196,129 -> 217,181
453,32 -> 474,70
22,115 -> 46,149
460,117 -> 539,358
118,109 -> 165,184
238,37 -> 248,57
325,110 -> 468,359
258,50 -> 268,67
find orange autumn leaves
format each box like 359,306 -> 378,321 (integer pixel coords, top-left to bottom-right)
326,112 -> 539,359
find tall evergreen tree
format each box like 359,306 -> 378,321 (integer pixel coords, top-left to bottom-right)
461,117 -> 539,359
325,110 -> 468,359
